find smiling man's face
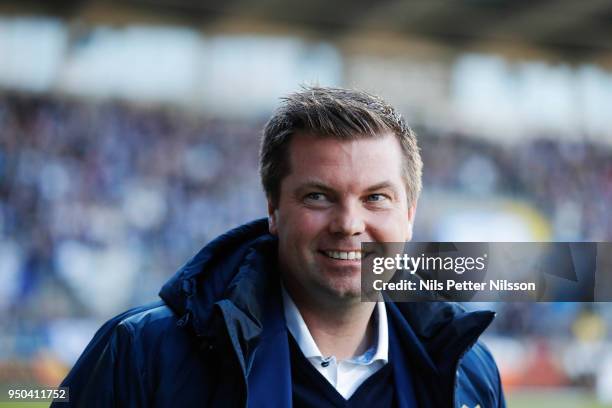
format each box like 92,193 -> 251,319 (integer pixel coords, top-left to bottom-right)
268,132 -> 416,308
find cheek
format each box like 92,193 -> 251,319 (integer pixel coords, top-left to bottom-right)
370,212 -> 411,241
296,213 -> 329,245
278,208 -> 328,240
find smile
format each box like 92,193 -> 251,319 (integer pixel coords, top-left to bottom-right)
323,250 -> 362,260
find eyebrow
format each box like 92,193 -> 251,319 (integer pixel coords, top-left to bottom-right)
295,181 -> 336,194
363,181 -> 399,194
295,180 -> 400,195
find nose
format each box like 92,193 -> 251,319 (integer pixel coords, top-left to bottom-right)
328,201 -> 365,236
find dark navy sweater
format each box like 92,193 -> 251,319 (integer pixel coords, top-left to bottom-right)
289,334 -> 396,407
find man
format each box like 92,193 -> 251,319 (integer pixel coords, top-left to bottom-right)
55,86 -> 505,407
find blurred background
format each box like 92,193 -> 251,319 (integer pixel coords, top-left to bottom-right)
1,0 -> 612,406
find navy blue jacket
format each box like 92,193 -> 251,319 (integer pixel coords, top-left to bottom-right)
55,219 -> 505,407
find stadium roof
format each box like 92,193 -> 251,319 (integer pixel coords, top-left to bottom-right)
3,0 -> 612,58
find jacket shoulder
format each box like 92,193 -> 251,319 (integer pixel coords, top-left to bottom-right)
456,340 -> 505,408
116,302 -> 181,338
107,302 -> 201,376
55,302 -> 204,407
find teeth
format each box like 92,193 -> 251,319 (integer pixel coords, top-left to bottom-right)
325,251 -> 362,260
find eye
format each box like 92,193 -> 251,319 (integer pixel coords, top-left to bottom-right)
366,193 -> 388,202
304,192 -> 328,202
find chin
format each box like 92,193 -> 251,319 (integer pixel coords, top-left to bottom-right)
323,279 -> 362,300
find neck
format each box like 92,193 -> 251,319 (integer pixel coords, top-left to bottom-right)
285,284 -> 377,361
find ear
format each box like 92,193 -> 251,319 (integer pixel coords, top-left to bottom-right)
408,203 -> 417,223
406,203 -> 417,241
267,199 -> 278,235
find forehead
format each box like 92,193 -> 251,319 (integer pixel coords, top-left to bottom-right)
285,132 -> 405,188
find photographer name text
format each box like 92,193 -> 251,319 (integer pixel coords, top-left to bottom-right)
372,279 -> 537,292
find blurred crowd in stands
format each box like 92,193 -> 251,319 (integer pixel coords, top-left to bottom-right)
1,92 -> 265,317
419,127 -> 612,241
1,91 -> 612,392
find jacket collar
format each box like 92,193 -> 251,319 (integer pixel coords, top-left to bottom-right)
387,301 -> 494,407
159,219 -> 273,336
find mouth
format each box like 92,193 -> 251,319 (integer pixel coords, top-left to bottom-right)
320,250 -> 364,261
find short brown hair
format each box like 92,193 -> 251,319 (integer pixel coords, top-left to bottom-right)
260,86 -> 422,207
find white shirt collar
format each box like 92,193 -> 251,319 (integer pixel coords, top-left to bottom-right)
281,285 -> 388,364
